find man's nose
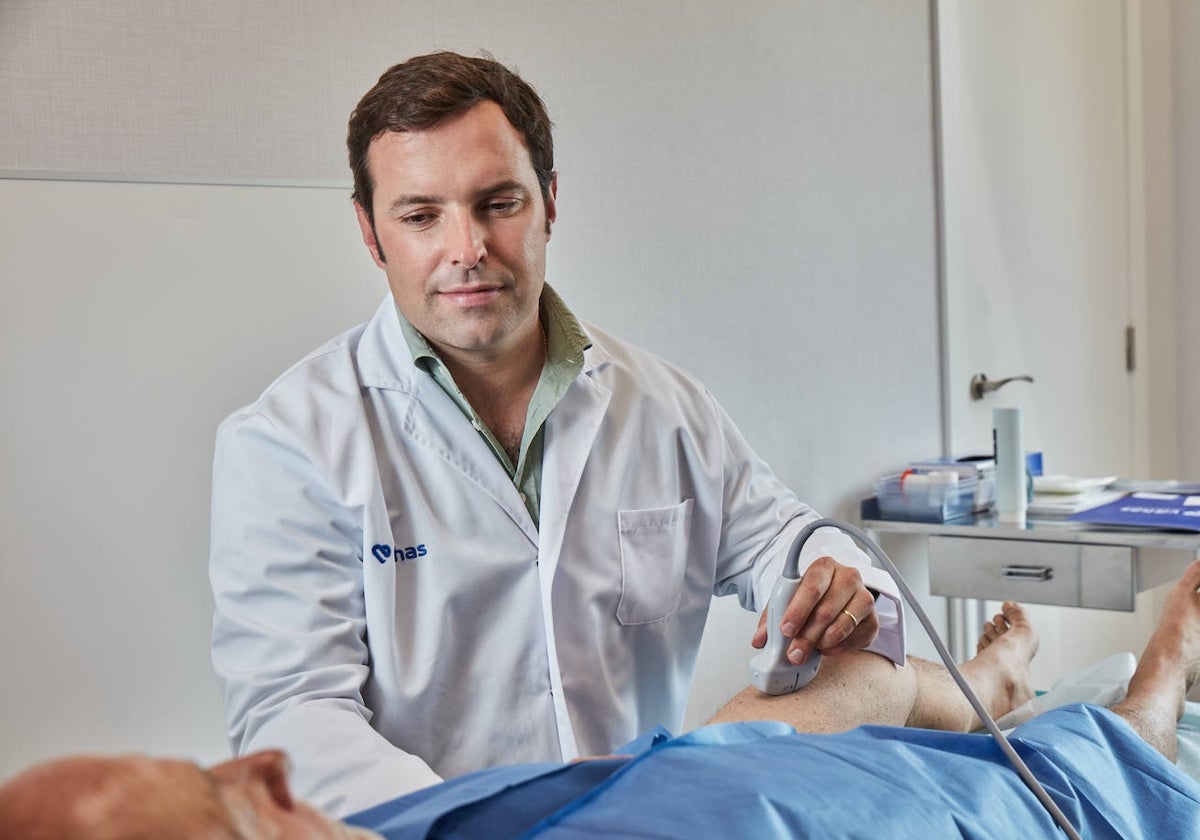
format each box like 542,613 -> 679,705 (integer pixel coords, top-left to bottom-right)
446,208 -> 485,269
210,750 -> 295,809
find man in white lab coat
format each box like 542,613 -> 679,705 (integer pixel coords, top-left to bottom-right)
209,51 -> 907,817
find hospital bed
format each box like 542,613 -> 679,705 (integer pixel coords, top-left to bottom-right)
346,653 -> 1200,839
995,650 -> 1200,782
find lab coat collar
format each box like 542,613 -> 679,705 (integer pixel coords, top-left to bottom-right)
351,294 -> 615,554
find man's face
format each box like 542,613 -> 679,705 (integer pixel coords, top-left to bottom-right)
0,750 -> 380,839
355,100 -> 556,364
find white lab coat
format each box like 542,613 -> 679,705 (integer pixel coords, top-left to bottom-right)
210,295 -> 904,817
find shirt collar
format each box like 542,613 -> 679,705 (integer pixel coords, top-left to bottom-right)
394,283 -> 591,370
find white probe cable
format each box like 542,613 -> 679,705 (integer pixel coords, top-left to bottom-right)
771,519 -> 1082,840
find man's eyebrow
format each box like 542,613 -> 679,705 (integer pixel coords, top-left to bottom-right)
477,179 -> 529,198
199,767 -> 222,796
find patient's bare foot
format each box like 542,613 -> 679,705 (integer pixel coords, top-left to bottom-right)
1113,560 -> 1200,759
963,601 -> 1038,720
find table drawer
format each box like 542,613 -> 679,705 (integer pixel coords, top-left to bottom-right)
928,536 -> 1135,611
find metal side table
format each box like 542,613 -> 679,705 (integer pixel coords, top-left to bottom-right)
861,498 -> 1200,661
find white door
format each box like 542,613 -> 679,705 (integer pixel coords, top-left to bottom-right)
939,0 -> 1134,476
937,0 -> 1154,685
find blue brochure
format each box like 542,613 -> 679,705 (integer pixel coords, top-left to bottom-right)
1068,492 -> 1200,532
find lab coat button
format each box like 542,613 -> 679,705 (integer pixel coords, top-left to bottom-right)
519,492 -> 527,502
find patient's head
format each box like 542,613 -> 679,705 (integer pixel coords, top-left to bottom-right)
0,749 -> 380,839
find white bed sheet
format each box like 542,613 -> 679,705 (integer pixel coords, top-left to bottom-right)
990,652 -> 1200,782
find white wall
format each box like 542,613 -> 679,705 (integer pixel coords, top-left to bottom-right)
0,181 -> 383,770
0,1 -> 941,776
1174,2 -> 1200,479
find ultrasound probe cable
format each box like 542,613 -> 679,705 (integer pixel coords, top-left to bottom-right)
752,519 -> 1082,840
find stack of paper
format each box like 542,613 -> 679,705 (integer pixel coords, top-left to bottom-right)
1028,475 -> 1119,518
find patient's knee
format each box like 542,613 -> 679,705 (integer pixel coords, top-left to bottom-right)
708,651 -> 914,732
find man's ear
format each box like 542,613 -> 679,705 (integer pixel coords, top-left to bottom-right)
544,172 -> 558,241
354,201 -> 387,267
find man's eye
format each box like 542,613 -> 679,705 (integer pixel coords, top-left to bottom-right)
485,199 -> 520,215
402,213 -> 435,227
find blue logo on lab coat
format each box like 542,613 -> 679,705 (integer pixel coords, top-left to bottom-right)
370,543 -> 428,563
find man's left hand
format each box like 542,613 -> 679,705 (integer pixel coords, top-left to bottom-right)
750,555 -> 879,664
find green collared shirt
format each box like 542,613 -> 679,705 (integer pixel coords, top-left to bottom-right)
396,285 -> 591,527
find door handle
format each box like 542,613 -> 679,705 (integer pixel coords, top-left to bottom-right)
970,373 -> 1034,401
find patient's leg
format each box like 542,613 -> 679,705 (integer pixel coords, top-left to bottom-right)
708,602 -> 1037,734
1109,560 -> 1200,762
914,600 -> 1037,731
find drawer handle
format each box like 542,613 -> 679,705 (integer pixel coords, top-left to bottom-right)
1002,565 -> 1053,581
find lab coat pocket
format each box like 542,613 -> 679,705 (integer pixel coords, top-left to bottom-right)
616,499 -> 693,625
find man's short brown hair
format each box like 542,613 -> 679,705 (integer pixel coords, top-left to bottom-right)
347,51 -> 555,223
